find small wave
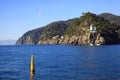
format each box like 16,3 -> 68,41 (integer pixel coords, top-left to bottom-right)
0,70 -> 19,80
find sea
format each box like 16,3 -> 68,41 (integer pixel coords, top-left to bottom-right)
0,45 -> 120,80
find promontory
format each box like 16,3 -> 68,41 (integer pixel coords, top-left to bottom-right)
16,12 -> 120,46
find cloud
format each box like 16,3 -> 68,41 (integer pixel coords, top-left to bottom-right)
38,9 -> 42,17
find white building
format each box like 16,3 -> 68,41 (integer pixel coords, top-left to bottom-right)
90,25 -> 96,31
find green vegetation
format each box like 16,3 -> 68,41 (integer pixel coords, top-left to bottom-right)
65,12 -> 120,44
99,13 -> 120,25
16,12 -> 120,45
39,21 -> 70,40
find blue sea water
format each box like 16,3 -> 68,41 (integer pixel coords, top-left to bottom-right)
0,45 -> 120,80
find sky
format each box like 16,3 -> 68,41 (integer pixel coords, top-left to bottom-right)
0,0 -> 120,40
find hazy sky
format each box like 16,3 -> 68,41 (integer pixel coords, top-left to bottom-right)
0,0 -> 120,40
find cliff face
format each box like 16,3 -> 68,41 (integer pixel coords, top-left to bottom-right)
16,20 -> 73,45
37,29 -> 105,46
16,27 -> 44,44
16,12 -> 120,45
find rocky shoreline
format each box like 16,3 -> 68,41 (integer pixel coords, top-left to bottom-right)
16,12 -> 120,46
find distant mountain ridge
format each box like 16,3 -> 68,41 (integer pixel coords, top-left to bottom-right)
99,13 -> 120,25
0,40 -> 16,45
16,12 -> 120,45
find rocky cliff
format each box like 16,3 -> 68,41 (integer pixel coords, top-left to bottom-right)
16,12 -> 120,45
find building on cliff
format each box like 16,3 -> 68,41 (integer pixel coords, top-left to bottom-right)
89,25 -> 97,45
90,25 -> 96,32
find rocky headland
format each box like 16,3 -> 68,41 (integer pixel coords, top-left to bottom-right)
16,12 -> 120,46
